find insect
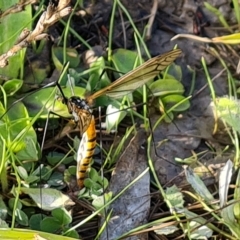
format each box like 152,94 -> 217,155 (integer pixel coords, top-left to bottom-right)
59,49 -> 182,188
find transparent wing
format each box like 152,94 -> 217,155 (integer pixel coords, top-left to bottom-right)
88,49 -> 181,100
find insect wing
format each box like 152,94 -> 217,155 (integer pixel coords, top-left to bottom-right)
88,49 -> 181,100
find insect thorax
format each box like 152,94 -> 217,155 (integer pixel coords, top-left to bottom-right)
67,96 -> 92,122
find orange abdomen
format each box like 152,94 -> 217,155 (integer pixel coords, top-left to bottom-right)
76,117 -> 96,188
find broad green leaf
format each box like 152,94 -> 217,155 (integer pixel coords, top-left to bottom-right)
83,178 -> 102,191
3,79 -> 23,96
86,56 -> 111,96
221,201 -> 240,237
185,167 -> 214,202
89,168 -> 99,182
6,101 -> 28,121
150,78 -> 184,97
166,64 -> 183,81
161,94 -> 190,112
64,229 -> 79,239
0,228 -> 78,240
15,137 -> 38,161
0,1 -> 32,78
92,192 -> 112,211
165,185 -> 184,209
16,166 -> 28,180
52,47 -> 80,70
8,198 -> 22,210
112,49 -> 142,79
47,172 -> 64,187
23,86 -> 85,118
212,33 -> 240,44
21,187 -> 74,211
216,97 -> 240,133
0,220 -> 8,228
0,196 -> 8,220
52,208 -> 72,225
29,213 -> 45,231
31,165 -> 52,181
155,226 -> 179,235
106,104 -> 127,132
188,221 -> 213,239
66,166 -> 76,176
15,209 -> 29,226
40,217 -> 61,233
46,152 -> 74,165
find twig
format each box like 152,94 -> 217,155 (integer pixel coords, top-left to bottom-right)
0,0 -> 38,19
145,0 -> 158,40
0,0 -> 71,68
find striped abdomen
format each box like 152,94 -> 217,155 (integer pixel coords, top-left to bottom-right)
76,116 -> 96,188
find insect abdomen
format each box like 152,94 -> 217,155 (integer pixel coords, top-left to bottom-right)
77,117 -> 96,188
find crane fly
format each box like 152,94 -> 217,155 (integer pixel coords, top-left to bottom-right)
58,49 -> 182,188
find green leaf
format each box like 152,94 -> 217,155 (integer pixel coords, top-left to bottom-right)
52,208 -> 72,225
3,79 -> 23,96
166,64 -> 183,81
8,198 -> 22,210
52,47 -> 80,70
165,185 -> 184,209
6,101 -> 28,121
154,226 -> 179,235
92,192 -> 112,211
29,213 -> 45,231
88,168 -> 99,182
64,228 -> 79,239
112,49 -> 141,78
106,104 -> 127,132
23,86 -> 85,118
161,94 -> 190,112
0,228 -> 78,240
16,166 -> 28,180
188,221 -> 213,239
0,196 -> 8,220
86,56 -> 111,95
185,167 -> 214,202
150,78 -> 184,97
84,178 -> 102,191
15,137 -> 38,161
31,165 -> 52,181
21,187 -> 74,211
0,220 -> 8,228
23,207 -> 36,218
0,1 -> 32,78
47,172 -> 64,187
67,166 -> 76,176
46,152 -> 74,165
216,97 -> 240,133
222,201 -> 240,237
40,217 -> 61,233
15,209 -> 29,226
25,175 -> 40,184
